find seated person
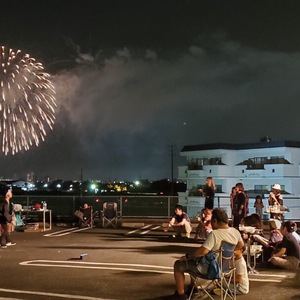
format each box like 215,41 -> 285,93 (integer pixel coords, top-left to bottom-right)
164,204 -> 192,238
214,244 -> 249,296
240,213 -> 264,241
194,208 -> 212,241
269,221 -> 300,270
168,208 -> 244,300
76,203 -> 92,227
234,244 -> 249,295
292,223 -> 300,244
253,219 -> 283,247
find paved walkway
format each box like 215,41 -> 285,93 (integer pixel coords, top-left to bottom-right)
0,222 -> 299,300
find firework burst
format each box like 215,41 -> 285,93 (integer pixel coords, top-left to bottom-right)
0,46 -> 57,155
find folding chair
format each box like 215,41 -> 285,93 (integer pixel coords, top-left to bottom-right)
188,241 -> 236,300
218,241 -> 237,300
101,202 -> 119,228
74,205 -> 94,228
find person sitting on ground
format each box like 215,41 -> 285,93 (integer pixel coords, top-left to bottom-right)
214,244 -> 249,296
194,208 -> 212,241
252,219 -> 282,248
268,221 -> 300,270
292,223 -> 300,244
164,204 -> 192,238
234,244 -> 249,294
240,213 -> 264,242
167,208 -> 244,300
252,219 -> 283,262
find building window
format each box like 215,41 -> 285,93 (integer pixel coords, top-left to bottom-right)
254,185 -> 269,194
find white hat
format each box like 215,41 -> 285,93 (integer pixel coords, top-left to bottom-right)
272,184 -> 281,190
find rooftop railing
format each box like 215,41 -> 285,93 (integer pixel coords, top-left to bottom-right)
11,194 -> 300,222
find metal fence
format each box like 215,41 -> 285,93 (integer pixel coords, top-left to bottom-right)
11,194 -> 300,222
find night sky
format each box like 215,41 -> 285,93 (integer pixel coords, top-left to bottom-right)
1,0 -> 300,181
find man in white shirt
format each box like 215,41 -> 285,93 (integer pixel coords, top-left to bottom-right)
167,208 -> 244,300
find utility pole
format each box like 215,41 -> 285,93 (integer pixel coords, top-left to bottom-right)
80,168 -> 83,198
170,144 -> 176,196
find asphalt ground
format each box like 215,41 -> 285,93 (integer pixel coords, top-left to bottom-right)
0,221 -> 299,300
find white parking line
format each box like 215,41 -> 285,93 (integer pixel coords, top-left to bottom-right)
19,260 -> 289,283
140,225 -> 161,235
125,224 -> 162,235
20,260 -> 174,274
0,288 -> 114,299
44,226 -> 92,237
125,224 -> 153,235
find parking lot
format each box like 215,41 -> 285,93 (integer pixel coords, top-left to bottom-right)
0,223 -> 299,300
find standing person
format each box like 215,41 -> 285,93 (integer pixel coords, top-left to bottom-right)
254,195 -> 264,219
164,204 -> 192,238
269,221 -> 300,270
167,208 -> 244,300
232,183 -> 247,229
230,186 -> 237,219
268,184 -> 283,220
199,177 -> 216,209
0,187 -> 16,249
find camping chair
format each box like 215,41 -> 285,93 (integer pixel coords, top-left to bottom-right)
100,202 -> 119,228
74,205 -> 94,228
188,241 -> 236,300
218,241 -> 237,300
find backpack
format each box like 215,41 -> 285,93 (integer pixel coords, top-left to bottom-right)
196,251 -> 221,280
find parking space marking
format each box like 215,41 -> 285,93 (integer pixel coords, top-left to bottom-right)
20,260 -> 174,274
19,260 -> 292,284
140,225 -> 161,235
0,287 -> 113,300
248,272 -> 294,283
44,227 -> 92,237
125,224 -> 162,235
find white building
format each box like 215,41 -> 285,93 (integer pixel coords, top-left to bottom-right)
178,140 -> 300,219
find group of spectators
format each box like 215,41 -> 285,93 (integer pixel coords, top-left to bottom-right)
164,179 -> 300,300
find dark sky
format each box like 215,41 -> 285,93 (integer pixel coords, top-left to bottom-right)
1,0 -> 300,181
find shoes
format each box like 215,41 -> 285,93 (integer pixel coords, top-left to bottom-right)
185,284 -> 196,296
213,288 -> 221,296
172,234 -> 182,239
186,232 -> 191,238
164,291 -> 188,300
6,242 -> 16,246
1,245 -> 7,249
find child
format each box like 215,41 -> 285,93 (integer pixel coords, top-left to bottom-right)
254,195 -> 264,219
214,245 -> 249,296
234,245 -> 249,294
193,208 -> 212,241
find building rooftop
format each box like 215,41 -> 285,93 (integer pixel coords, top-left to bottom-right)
181,140 -> 300,152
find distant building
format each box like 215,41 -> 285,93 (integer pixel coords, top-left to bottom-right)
178,140 -> 300,197
27,171 -> 36,183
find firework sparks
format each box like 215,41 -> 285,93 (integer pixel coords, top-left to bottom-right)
0,46 -> 57,155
